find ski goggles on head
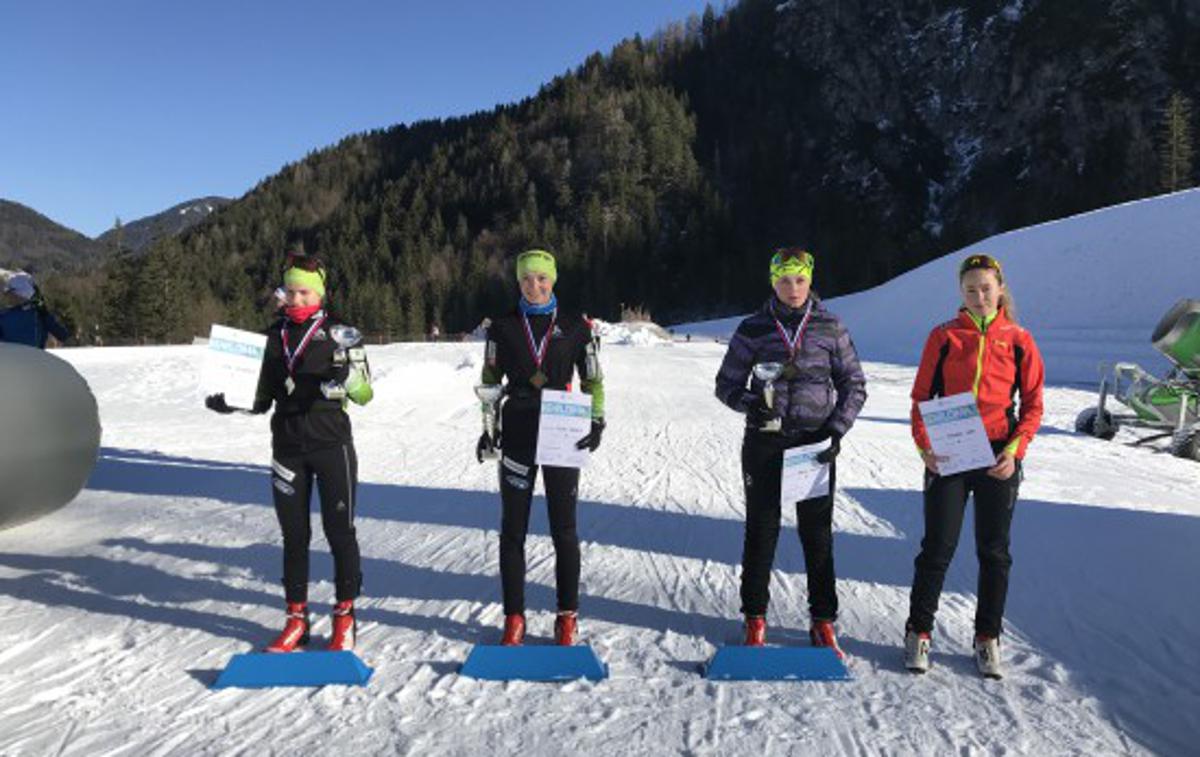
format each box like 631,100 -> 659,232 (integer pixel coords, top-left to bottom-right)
959,253 -> 1003,279
769,247 -> 814,284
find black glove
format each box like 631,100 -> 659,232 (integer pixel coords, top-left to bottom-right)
476,431 -> 499,463
745,394 -> 779,428
575,419 -> 605,451
816,431 -> 842,464
205,393 -> 235,414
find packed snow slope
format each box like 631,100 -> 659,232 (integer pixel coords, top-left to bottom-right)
0,338 -> 1197,756
682,188 -> 1200,385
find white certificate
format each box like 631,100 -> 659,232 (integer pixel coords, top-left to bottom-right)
535,389 -> 593,469
780,440 -> 831,506
200,324 -> 268,409
918,393 -> 997,476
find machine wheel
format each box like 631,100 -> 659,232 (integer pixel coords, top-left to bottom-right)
1075,407 -> 1118,440
1169,430 -> 1200,462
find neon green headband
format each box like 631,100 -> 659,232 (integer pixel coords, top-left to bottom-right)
515,249 -> 557,282
283,266 -> 326,298
769,248 -> 814,286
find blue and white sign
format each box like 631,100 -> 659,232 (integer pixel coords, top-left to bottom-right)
918,392 -> 997,475
781,440 -> 831,506
201,324 -> 268,409
535,389 -> 593,469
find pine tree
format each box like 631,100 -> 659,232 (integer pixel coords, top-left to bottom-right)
1160,91 -> 1195,193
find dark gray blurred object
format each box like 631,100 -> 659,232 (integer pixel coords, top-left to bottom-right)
0,343 -> 101,529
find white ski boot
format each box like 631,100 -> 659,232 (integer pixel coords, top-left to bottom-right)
904,628 -> 931,673
974,635 -> 1003,679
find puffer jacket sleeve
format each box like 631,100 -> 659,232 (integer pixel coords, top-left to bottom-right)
825,318 -> 867,435
715,323 -> 756,413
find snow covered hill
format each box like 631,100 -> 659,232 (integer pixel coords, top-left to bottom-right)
682,188 -> 1200,385
1,336 -> 1198,755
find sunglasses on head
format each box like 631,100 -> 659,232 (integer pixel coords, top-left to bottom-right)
959,254 -> 1002,277
771,248 -> 813,267
285,252 -> 323,270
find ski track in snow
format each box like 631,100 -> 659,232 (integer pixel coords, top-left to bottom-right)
2,342 -> 1197,755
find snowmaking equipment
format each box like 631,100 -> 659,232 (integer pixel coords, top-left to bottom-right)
1075,299 -> 1200,460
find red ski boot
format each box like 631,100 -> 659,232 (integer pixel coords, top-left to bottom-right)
501,614 -> 525,646
265,602 -> 310,653
744,615 -> 766,647
327,600 -> 356,651
554,611 -> 578,646
810,619 -> 845,659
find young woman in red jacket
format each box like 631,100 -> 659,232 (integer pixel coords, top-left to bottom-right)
904,253 -> 1044,679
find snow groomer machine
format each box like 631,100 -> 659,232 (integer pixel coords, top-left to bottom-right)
1076,299 -> 1200,461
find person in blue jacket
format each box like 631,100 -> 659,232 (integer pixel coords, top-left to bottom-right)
0,271 -> 70,348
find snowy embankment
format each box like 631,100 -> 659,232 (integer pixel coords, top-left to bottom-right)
681,188 -> 1200,385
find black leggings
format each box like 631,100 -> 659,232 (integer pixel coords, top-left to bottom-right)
270,443 -> 362,604
497,450 -> 581,616
739,432 -> 838,620
907,464 -> 1021,638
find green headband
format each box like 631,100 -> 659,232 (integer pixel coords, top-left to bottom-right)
515,249 -> 557,282
769,249 -> 814,286
283,266 -> 326,298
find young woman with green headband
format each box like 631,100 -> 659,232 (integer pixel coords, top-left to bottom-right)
904,253 -> 1044,679
715,247 -> 867,656
475,248 -> 605,647
205,252 -> 374,653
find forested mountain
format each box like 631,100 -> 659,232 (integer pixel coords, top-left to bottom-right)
0,201 -> 104,272
42,0 -> 1200,342
96,197 -> 231,253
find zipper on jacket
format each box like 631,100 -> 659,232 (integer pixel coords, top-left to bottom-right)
967,311 -> 995,398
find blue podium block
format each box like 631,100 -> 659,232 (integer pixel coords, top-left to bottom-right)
212,651 -> 373,689
460,645 -> 608,682
705,647 -> 851,681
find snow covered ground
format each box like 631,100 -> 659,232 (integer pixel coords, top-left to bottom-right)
0,340 -> 1197,755
3,191 -> 1200,755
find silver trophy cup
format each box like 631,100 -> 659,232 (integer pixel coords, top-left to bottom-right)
474,384 -> 504,460
752,362 -> 785,432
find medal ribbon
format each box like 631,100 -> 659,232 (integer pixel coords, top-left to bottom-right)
772,299 -> 813,364
281,312 -> 327,376
521,310 -> 557,373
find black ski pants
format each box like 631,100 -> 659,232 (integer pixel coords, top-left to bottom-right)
270,443 -> 362,604
739,431 -> 838,621
497,449 -> 581,616
907,462 -> 1021,638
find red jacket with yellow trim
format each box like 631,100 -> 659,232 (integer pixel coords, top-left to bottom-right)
910,308 -> 1045,459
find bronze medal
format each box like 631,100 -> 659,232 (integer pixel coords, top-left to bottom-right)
530,370 -> 547,388
780,363 -> 798,380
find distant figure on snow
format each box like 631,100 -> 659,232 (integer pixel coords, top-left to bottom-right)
0,270 -> 70,349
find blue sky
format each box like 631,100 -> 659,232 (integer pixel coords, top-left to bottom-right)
0,1 -> 718,237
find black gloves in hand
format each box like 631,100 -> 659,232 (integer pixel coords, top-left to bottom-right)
575,419 -> 606,452
205,393 -> 234,414
816,432 -> 842,464
476,431 -> 499,463
745,395 -> 778,428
